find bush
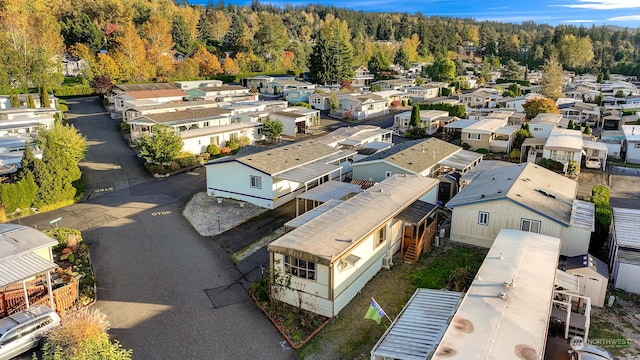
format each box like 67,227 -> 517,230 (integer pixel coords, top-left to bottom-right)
227,138 -> 239,151
390,100 -> 402,107
43,228 -> 83,251
476,148 -> 490,154
197,152 -> 210,165
536,158 -> 564,172
207,144 -> 221,156
401,100 -> 407,106
120,121 -> 130,134
174,151 -> 197,168
0,172 -> 37,212
461,142 -> 471,150
508,149 -> 521,162
53,85 -> 95,97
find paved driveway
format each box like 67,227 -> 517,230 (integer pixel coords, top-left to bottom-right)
16,98 -> 295,360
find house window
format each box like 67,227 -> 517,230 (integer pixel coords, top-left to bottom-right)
550,150 -> 571,163
467,133 -> 481,140
635,143 -> 640,149
533,127 -> 543,132
284,256 -> 316,280
376,226 -> 386,247
478,211 -> 489,226
229,133 -> 239,141
521,218 -> 541,233
250,175 -> 262,189
210,136 -> 219,145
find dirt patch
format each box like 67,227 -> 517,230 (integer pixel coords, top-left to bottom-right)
590,291 -> 640,359
182,192 -> 267,236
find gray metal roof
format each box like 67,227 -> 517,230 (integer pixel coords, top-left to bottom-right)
395,200 -> 438,225
439,150 -> 483,173
284,199 -> 344,230
459,160 -> 513,183
447,162 -> 577,226
142,107 -> 232,124
296,181 -> 362,203
0,252 -> 57,288
355,138 -> 461,174
617,249 -> 640,265
0,224 -> 58,257
565,253 -> 609,278
237,139 -> 344,175
613,207 -> 640,249
371,289 -> 463,360
276,163 -> 341,184
0,122 -> 41,131
555,269 -> 580,293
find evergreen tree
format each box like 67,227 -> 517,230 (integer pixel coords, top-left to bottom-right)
393,47 -> 410,70
541,56 -> 564,100
171,15 -> 194,54
262,117 -> 284,141
409,105 -> 420,127
221,14 -> 247,55
309,16 -> 354,85
367,50 -> 390,78
9,94 -> 19,108
137,125 -> 183,164
26,94 -> 36,108
39,87 -> 50,108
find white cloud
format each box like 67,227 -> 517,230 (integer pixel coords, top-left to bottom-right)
607,15 -> 640,20
556,0 -> 640,10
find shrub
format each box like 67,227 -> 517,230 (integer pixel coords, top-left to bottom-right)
461,142 -> 471,150
227,138 -> 239,151
407,99 -> 413,106
44,228 -> 83,251
120,122 -> 130,134
390,100 -> 401,107
197,152 -> 210,165
476,148 -> 490,154
207,144 -> 221,156
536,158 -> 564,172
401,100 -> 407,106
219,146 -> 232,155
508,149 -> 521,162
238,135 -> 251,148
0,172 -> 37,212
53,85 -> 95,97
174,151 -> 197,168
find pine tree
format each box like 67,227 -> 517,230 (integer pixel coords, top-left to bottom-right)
26,94 -> 36,108
39,87 -> 50,108
9,94 -> 19,108
410,105 -> 420,127
309,16 -> 354,85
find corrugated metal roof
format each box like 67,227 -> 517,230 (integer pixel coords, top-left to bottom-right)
617,249 -> 640,265
395,200 -> 438,225
268,175 -> 439,265
276,163 -> 341,184
613,207 -> 640,249
463,118 -> 506,133
284,199 -> 344,230
570,200 -> 595,231
545,128 -> 584,151
459,160 -> 513,183
0,224 -> 58,256
0,253 -> 57,288
555,269 -> 580,293
432,229 -> 561,360
439,150 -> 483,172
0,122 -> 41,131
296,181 -> 362,203
371,289 -> 463,360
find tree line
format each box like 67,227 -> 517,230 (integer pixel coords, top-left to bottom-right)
0,0 -> 639,92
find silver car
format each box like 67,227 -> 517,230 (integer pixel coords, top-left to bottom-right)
0,306 -> 61,360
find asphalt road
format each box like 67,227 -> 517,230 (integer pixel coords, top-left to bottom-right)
16,97 -> 295,360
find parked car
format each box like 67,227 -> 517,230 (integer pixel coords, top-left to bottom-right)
0,305 -> 61,360
585,157 -> 602,169
570,343 -> 618,360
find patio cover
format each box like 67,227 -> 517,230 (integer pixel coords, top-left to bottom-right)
0,252 -> 57,288
440,150 -> 484,173
554,269 -> 580,294
395,200 -> 438,226
285,199 -> 343,231
296,181 -> 362,203
276,162 -> 341,184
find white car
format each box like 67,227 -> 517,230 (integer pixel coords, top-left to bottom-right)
0,306 -> 61,360
570,343 -> 618,360
585,157 -> 602,169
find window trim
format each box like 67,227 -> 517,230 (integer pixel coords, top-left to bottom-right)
478,211 -> 489,226
284,255 -> 316,281
250,175 -> 262,189
467,132 -> 481,140
520,218 -> 541,233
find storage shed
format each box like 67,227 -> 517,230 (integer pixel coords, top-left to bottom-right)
564,254 -> 609,308
609,207 -> 640,294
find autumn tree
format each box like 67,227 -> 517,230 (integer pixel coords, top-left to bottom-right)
522,97 -> 559,120
137,125 -> 183,164
173,58 -> 200,80
90,75 -> 114,95
192,45 -> 222,77
112,22 -> 149,82
541,56 -> 564,100
222,56 -> 239,76
557,34 -> 594,70
401,34 -> 421,62
309,15 -> 354,85
141,14 -> 175,81
201,9 -> 230,46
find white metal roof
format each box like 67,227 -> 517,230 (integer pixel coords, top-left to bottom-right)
621,125 -> 640,142
276,162 -> 341,184
463,118 -> 506,134
444,119 -> 476,130
371,289 -> 463,360
555,269 -> 580,294
0,224 -> 58,257
296,181 -> 362,203
613,207 -> 640,249
268,175 -> 439,265
0,252 -> 57,288
544,128 -> 584,151
432,229 -> 561,360
570,200 -> 596,231
284,199 -> 344,230
582,139 -> 609,151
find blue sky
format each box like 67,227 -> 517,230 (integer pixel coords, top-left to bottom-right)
214,0 -> 640,28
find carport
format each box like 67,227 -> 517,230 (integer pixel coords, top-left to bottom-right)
583,140 -> 608,170
439,149 -> 484,174
294,181 -> 362,216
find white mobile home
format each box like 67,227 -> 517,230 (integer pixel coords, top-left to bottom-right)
268,175 -> 440,317
609,207 -> 640,295
447,162 -> 594,256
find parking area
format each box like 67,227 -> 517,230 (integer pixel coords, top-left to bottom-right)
578,167 -> 640,209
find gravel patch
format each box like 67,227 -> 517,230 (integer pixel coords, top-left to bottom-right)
183,192 -> 267,236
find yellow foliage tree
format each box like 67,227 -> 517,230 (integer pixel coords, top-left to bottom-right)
95,54 -> 120,81
112,22 -> 149,82
402,34 -> 421,62
192,45 -> 222,77
223,56 -> 239,76
141,14 -> 175,81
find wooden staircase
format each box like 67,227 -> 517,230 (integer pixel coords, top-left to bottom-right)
403,242 -> 419,263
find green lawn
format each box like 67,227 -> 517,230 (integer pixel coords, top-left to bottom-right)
297,243 -> 487,359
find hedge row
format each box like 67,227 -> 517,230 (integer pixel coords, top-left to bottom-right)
0,173 -> 37,212
591,185 -> 612,230
53,86 -> 95,97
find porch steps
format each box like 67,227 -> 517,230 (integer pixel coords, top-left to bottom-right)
403,243 -> 419,263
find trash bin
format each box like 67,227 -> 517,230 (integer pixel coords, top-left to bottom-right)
548,316 -> 562,337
